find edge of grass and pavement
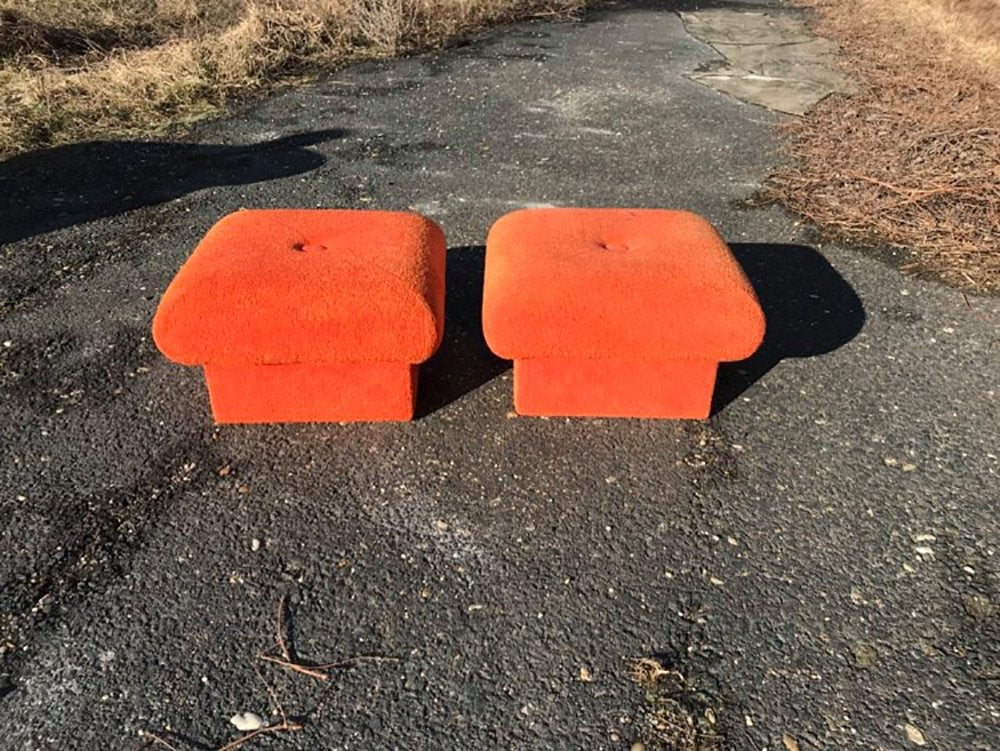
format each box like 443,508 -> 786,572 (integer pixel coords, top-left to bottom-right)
764,0 -> 1000,291
0,0 -> 588,159
2,0 -> 997,290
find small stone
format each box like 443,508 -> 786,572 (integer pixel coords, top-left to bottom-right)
853,643 -> 878,668
782,734 -> 800,751
230,712 -> 264,731
630,743 -> 646,751
710,576 -> 724,586
964,593 -> 993,620
904,723 -> 926,746
883,457 -> 899,466
250,538 -> 261,552
915,546 -> 934,557
579,666 -> 594,682
901,463 -> 917,472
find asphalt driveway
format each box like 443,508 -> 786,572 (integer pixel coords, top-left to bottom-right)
1,1 -> 997,749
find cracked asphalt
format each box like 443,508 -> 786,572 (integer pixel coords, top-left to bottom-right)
1,1 -> 998,749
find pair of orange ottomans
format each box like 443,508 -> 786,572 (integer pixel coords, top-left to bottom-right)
153,208 -> 765,423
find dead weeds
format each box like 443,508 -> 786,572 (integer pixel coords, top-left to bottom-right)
0,0 -> 586,159
626,657 -> 725,751
765,0 -> 1000,291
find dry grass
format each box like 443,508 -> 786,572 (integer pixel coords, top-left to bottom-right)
765,0 -> 1000,291
0,0 -> 585,158
626,657 -> 725,751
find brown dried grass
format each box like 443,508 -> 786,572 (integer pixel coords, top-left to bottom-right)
765,0 -> 1000,291
0,0 -> 585,159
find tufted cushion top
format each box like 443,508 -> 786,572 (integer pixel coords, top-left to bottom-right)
483,208 -> 765,361
153,209 -> 446,365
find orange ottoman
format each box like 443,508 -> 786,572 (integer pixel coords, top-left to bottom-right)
152,209 -> 445,423
482,208 -> 765,419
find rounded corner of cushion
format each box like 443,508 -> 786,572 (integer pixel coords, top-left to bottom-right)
151,309 -> 199,366
487,207 -> 541,235
420,330 -> 446,363
425,219 -> 448,258
395,287 -> 446,363
413,210 -> 446,234
207,209 -> 254,232
672,208 -> 714,224
724,307 -> 767,361
481,316 -> 519,362
750,308 -> 768,349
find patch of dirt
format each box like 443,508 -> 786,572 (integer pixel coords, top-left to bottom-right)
678,423 -> 738,491
626,657 -> 726,751
1,326 -> 158,413
0,436 -> 215,677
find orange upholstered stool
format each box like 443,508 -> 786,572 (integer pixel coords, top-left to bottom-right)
482,208 -> 765,419
153,209 -> 446,423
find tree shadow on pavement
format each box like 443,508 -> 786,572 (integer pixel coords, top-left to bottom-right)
713,243 -> 866,414
417,245 -> 509,417
0,128 -> 348,245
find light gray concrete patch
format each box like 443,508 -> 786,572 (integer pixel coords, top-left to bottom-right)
680,8 -> 817,45
689,71 -> 842,116
681,7 -> 856,115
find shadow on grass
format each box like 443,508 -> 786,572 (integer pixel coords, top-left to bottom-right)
0,128 -> 348,245
714,242 -> 866,414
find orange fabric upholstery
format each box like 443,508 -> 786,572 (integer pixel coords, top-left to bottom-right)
154,209 -> 445,365
514,359 -> 718,419
483,208 -> 765,419
153,209 -> 446,423
204,363 -> 417,423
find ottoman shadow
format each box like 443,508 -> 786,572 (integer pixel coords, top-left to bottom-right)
713,243 -> 866,414
417,246 -> 509,416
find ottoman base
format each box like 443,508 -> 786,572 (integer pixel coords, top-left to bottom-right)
204,362 -> 417,423
513,359 -> 717,419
